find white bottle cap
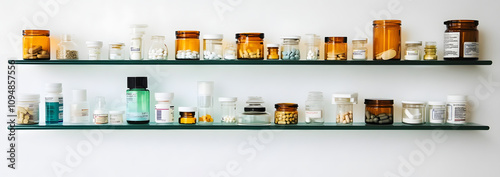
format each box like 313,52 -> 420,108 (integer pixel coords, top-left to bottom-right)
62,34 -> 72,41
281,36 -> 301,40
332,93 -> 358,104
198,81 -> 214,96
427,101 -> 446,106
179,107 -> 196,112
401,101 -> 425,105
18,94 -> 40,102
219,97 -> 237,102
72,89 -> 87,102
203,34 -> 223,39
86,41 -> 103,48
266,44 -> 279,48
352,38 -> 367,41
45,83 -> 62,93
155,92 -> 174,101
447,95 -> 467,102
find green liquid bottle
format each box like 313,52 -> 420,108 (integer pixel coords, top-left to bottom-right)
126,77 -> 150,124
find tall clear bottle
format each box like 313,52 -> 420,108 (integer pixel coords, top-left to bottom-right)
126,77 -> 150,124
70,89 -> 89,124
198,81 -> 214,125
56,34 -> 79,59
305,91 -> 324,124
45,83 -> 63,124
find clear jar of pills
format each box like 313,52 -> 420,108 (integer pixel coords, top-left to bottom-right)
148,36 -> 168,60
402,101 -> 425,124
224,42 -> 237,60
325,37 -> 347,60
86,41 -> 103,60
274,103 -> 298,125
16,94 -> 40,125
281,36 -> 301,60
203,34 -> 223,60
304,34 -> 320,60
219,97 -> 237,124
426,101 -> 446,124
365,99 -> 394,124
236,33 -> 264,60
267,44 -> 280,59
56,34 -> 79,60
352,38 -> 367,60
109,42 -> 125,60
333,93 -> 358,125
175,31 -> 200,60
404,41 -> 422,60
23,30 -> 50,60
179,107 -> 197,124
424,41 -> 438,60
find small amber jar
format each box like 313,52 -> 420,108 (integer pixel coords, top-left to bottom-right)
443,20 -> 479,60
373,20 -> 401,60
274,103 -> 298,125
175,31 -> 200,60
325,37 -> 347,60
178,107 -> 197,124
364,99 -> 394,125
267,44 -> 279,59
236,33 -> 264,60
23,30 -> 50,60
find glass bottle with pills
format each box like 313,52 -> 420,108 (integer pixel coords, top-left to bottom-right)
236,33 -> 264,60
325,37 -> 347,60
23,30 -> 50,60
203,34 -> 223,60
175,31 -> 200,60
281,36 -> 301,60
179,107 -> 197,124
267,44 -> 280,59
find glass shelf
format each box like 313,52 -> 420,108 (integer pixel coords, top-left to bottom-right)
8,59 -> 493,65
13,122 -> 489,130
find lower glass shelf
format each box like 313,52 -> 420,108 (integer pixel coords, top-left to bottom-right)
13,122 -> 489,130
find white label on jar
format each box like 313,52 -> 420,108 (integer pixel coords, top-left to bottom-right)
447,103 -> 466,123
130,38 -> 142,59
155,106 -> 174,123
352,50 -> 366,59
444,32 -> 460,58
58,97 -> 64,121
109,114 -> 123,124
430,108 -> 445,123
463,42 -> 479,58
81,109 -> 89,117
93,114 -> 109,124
405,50 -> 419,60
305,111 -> 322,119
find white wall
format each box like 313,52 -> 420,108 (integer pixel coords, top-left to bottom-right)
1,0 -> 500,176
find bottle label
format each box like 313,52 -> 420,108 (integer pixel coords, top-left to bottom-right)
444,32 -> 460,58
430,108 -> 445,123
58,97 -> 64,122
463,42 -> 479,58
405,50 -> 419,60
93,114 -> 109,124
447,103 -> 466,123
155,106 -> 174,123
352,49 -> 366,59
45,102 -> 60,122
305,111 -> 322,119
81,109 -> 89,117
126,91 -> 150,121
109,114 -> 123,124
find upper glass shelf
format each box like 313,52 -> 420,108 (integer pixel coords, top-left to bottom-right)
13,122 -> 489,130
8,60 -> 493,65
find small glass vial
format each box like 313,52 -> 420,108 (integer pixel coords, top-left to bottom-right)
236,33 -> 264,60
56,34 -> 79,60
305,91 -> 324,124
129,24 -> 148,60
86,41 -> 103,60
155,92 -> 174,124
238,96 -> 271,125
281,36 -> 301,60
274,103 -> 299,125
109,111 -> 124,124
266,44 -> 280,59
333,93 -> 358,125
23,30 -> 50,60
365,99 -> 394,124
16,94 -> 40,125
219,97 -> 237,124
325,37 -> 347,60
304,34 -> 320,60
424,41 -> 438,60
176,30 -> 200,60
179,107 -> 197,124
198,81 -> 214,125
224,42 -> 237,60
352,38 -> 368,60
404,41 -> 422,60
109,42 -> 125,60
148,36 -> 168,60
203,34 -> 223,60
401,101 -> 425,124
427,101 -> 446,124
93,96 -> 109,124
447,95 -> 467,124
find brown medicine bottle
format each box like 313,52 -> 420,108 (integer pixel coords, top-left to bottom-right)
443,20 -> 479,60
324,37 -> 347,60
373,20 -> 401,60
23,30 -> 50,60
175,31 -> 200,60
236,33 -> 264,60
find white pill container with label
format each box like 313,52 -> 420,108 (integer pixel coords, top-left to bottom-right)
427,101 -> 446,124
446,95 -> 467,124
404,41 -> 422,60
155,92 -> 174,124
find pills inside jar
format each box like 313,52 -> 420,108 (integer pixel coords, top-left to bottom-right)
274,103 -> 299,125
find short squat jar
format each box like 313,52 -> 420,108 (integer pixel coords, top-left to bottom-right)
325,37 -> 347,60
17,94 -> 40,125
267,44 -> 280,59
332,93 -> 358,125
178,107 -> 197,124
427,101 -> 446,124
86,41 -> 103,60
281,36 -> 300,60
148,36 -> 168,60
352,38 -> 368,60
238,96 -> 271,125
23,30 -> 50,60
175,31 -> 200,60
424,41 -> 438,60
365,99 -> 394,124
203,34 -> 223,60
236,33 -> 264,60
219,97 -> 237,124
404,41 -> 422,60
109,42 -> 125,59
401,101 -> 425,124
274,103 -> 298,125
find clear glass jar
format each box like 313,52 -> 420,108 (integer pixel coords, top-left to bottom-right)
129,24 -> 147,60
333,93 -> 358,125
23,30 -> 50,60
305,91 -> 324,124
56,34 -> 79,60
238,96 -> 271,125
404,41 -> 422,60
274,103 -> 298,125
267,44 -> 280,59
179,107 -> 197,124
373,20 -> 401,60
446,95 -> 467,124
17,94 -> 40,125
236,33 -> 264,60
86,41 -> 103,60
402,101 -> 425,124
109,42 -> 125,60
365,99 -> 394,124
176,31 -> 200,60
427,101 -> 446,124
198,81 -> 214,125
325,37 -> 347,60
224,42 -> 237,60
203,34 -> 223,60
352,38 -> 368,60
424,41 -> 438,60
219,97 -> 237,124
444,20 -> 479,60
281,36 -> 301,60
304,34 -> 320,60
148,36 -> 168,60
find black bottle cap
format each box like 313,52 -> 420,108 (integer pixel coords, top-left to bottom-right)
127,77 -> 148,89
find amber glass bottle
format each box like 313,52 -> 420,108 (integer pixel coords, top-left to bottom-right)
443,20 -> 479,60
325,37 -> 347,60
274,103 -> 299,125
364,99 -> 394,125
236,33 -> 264,60
267,44 -> 279,59
175,31 -> 200,60
373,20 -> 401,60
23,30 -> 50,60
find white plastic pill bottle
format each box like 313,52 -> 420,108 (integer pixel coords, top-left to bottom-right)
446,95 -> 467,124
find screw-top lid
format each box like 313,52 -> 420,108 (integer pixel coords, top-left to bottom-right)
86,41 -> 103,48
281,36 -> 301,40
109,42 -> 125,46
179,107 -> 196,112
244,96 -> 266,112
447,95 -> 467,102
219,97 -> 237,102
364,99 -> 394,105
405,41 -> 422,45
352,38 -> 367,42
72,89 -> 87,102
203,34 -> 223,39
427,101 -> 446,106
155,92 -> 174,101
235,33 -> 264,39
45,83 -> 62,93
18,94 -> 40,102
332,93 -> 358,104
198,81 -> 214,96
307,91 -> 323,100
127,77 -> 148,89
275,103 -> 298,108
402,101 -> 425,105
267,44 -> 279,48
62,34 -> 72,41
